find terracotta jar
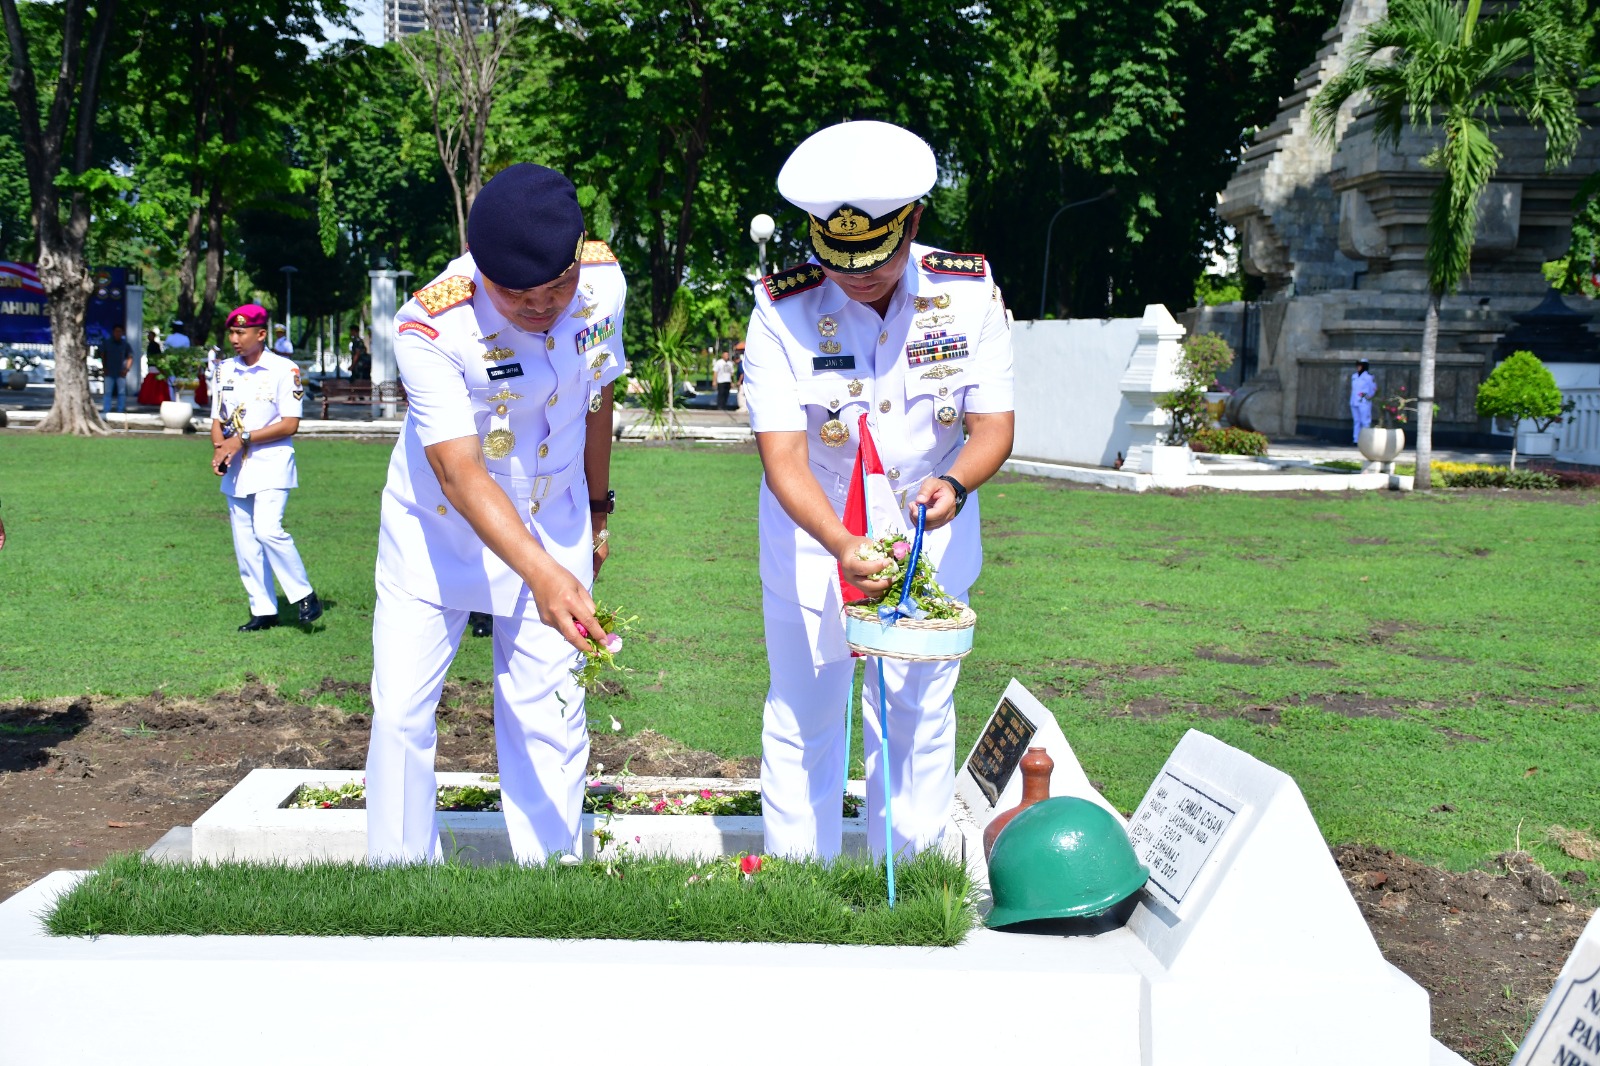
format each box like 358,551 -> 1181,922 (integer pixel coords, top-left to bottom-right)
982,747 -> 1054,860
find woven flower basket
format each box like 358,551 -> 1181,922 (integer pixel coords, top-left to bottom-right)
843,603 -> 977,662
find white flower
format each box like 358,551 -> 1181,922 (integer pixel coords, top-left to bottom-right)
609,715 -> 622,732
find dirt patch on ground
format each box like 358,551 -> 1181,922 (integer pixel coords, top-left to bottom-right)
0,683 -> 755,903
1336,845 -> 1594,1063
3,686 -> 1595,1061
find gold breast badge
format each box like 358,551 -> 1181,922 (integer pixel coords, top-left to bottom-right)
482,346 -> 515,363
481,330 -> 501,342
482,428 -> 516,459
572,303 -> 597,320
486,386 -> 523,403
936,405 -> 959,426
913,296 -> 931,312
817,316 -> 838,338
819,419 -> 850,447
920,365 -> 963,380
589,351 -> 609,369
589,393 -> 604,412
818,339 -> 842,355
847,379 -> 864,397
933,293 -> 951,309
914,313 -> 955,329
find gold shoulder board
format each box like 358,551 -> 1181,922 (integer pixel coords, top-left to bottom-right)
761,263 -> 826,302
920,251 -> 987,278
580,240 -> 618,264
414,275 -> 475,317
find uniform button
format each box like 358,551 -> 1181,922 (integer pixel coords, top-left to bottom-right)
887,468 -> 901,480
878,331 -> 888,345
593,370 -> 602,380
938,386 -> 949,397
495,404 -> 508,415
548,394 -> 559,407
879,400 -> 892,413
436,505 -> 447,515
538,443 -> 549,458
530,500 -> 541,515
545,336 -> 556,351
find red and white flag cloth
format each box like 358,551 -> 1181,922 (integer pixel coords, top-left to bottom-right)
838,412 -> 906,604
0,262 -> 44,294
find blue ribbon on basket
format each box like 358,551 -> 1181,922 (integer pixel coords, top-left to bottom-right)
878,505 -> 928,625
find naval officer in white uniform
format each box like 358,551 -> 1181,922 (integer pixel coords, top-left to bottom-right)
209,303 -> 323,632
743,121 -> 1016,860
366,163 -> 625,865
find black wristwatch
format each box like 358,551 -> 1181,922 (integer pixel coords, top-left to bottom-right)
589,489 -> 615,514
938,475 -> 968,515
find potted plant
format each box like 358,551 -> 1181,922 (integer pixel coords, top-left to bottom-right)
1358,385 -> 1414,464
1475,350 -> 1566,469
152,345 -> 200,433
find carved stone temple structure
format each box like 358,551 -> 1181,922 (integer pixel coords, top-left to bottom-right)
1210,0 -> 1600,444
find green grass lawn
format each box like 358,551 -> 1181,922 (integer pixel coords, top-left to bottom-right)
1,433 -> 1597,885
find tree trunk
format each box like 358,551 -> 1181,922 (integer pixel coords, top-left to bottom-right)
1415,290 -> 1439,490
196,178 -> 225,347
34,238 -> 104,435
1508,420 -> 1518,471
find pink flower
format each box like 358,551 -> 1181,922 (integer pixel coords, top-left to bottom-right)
699,789 -> 713,799
634,835 -> 641,844
740,854 -> 763,875
891,541 -> 910,560
603,633 -> 623,654
574,622 -> 589,639
652,800 -> 667,813
672,797 -> 683,805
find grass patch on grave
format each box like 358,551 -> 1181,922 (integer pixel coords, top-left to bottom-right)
44,850 -> 975,945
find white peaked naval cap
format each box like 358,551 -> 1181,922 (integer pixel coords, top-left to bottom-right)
778,120 -> 937,218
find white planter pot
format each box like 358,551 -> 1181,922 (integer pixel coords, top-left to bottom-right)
1517,431 -> 1555,456
158,400 -> 195,434
1357,426 -> 1405,463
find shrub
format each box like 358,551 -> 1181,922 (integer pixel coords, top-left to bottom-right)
1190,426 -> 1269,456
1531,466 -> 1600,490
1439,467 -> 1560,490
1161,332 -> 1235,446
1476,351 -> 1566,469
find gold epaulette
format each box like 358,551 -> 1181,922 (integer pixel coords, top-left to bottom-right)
920,251 -> 987,277
761,263 -> 825,301
580,240 -> 618,264
413,275 -> 475,316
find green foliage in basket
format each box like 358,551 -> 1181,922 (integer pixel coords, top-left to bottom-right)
853,532 -> 965,621
1189,426 -> 1268,456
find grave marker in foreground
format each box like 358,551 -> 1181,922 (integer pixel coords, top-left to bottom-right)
1512,907 -> 1600,1066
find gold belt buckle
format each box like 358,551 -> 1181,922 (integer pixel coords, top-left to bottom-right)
529,474 -> 553,516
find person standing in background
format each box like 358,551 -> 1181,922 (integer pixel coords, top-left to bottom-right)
712,349 -> 735,410
98,325 -> 135,416
348,325 -> 371,381
273,324 -> 295,356
1350,358 -> 1375,445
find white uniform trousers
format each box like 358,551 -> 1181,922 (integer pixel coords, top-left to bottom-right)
1350,400 -> 1372,443
226,489 -> 312,616
760,591 -> 961,861
366,573 -> 588,864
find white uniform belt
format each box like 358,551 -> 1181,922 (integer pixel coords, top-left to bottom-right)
808,440 -> 962,509
487,459 -> 583,506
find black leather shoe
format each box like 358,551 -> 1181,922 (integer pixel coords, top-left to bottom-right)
469,611 -> 493,638
238,614 -> 279,632
296,591 -> 324,624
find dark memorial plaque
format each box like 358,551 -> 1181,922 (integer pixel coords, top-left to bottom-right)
965,698 -> 1037,807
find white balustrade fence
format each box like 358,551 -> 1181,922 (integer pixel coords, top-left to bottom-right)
1555,388 -> 1600,466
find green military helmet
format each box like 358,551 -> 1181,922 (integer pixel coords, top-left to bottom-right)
985,796 -> 1150,929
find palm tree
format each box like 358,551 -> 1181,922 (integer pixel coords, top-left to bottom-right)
1311,0 -> 1584,489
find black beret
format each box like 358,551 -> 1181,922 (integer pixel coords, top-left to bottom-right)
467,164 -> 586,289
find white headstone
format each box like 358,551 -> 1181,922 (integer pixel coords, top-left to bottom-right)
1512,908 -> 1600,1066
1126,729 -> 1429,1065
954,679 -> 1123,830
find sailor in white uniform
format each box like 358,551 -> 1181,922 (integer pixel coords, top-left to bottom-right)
365,163 -> 626,865
743,121 -> 1016,860
209,303 -> 322,632
1350,359 -> 1376,444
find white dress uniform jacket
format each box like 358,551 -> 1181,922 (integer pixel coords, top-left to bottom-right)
377,249 -> 627,613
743,242 -> 1014,662
209,351 -> 304,497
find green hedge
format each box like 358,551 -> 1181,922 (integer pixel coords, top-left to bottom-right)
1189,426 -> 1269,456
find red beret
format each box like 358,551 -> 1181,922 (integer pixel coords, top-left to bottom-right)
227,304 -> 269,328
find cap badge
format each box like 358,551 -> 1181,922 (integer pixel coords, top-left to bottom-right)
818,340 -> 842,355
819,419 -> 850,447
817,316 -> 837,338
482,428 -> 516,459
847,379 -> 863,397
232,314 -> 246,326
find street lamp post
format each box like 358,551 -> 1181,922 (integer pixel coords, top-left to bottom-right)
279,265 -> 299,348
1037,190 -> 1115,320
749,213 -> 775,278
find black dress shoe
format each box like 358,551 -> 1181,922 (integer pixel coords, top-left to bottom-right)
468,611 -> 493,638
297,591 -> 324,624
239,614 -> 280,632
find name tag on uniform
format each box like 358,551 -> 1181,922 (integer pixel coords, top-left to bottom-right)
812,355 -> 856,371
487,363 -> 524,381
576,316 -> 616,353
905,332 -> 969,367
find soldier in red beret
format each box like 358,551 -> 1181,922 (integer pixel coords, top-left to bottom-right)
209,303 -> 322,632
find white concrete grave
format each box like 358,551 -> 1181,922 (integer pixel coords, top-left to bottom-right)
1512,907 -> 1600,1066
1126,729 -> 1433,1065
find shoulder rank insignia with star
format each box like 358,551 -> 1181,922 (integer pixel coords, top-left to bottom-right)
761,263 -> 826,302
413,275 -> 475,316
920,251 -> 987,277
580,240 -> 618,264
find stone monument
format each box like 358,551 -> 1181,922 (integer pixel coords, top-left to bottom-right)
1208,0 -> 1600,444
